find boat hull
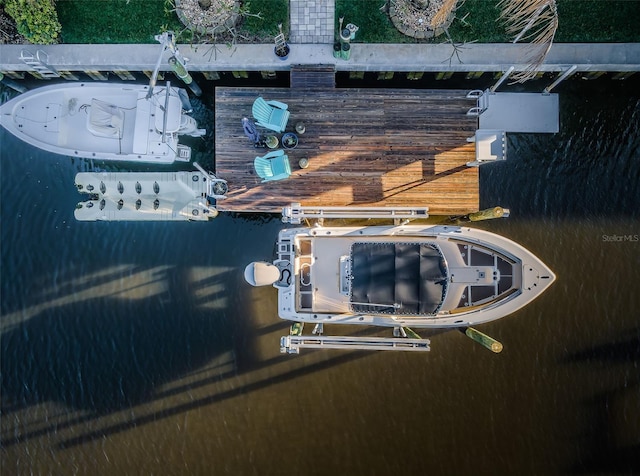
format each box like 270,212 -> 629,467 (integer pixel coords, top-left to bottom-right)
0,82 -> 200,164
272,224 -> 555,329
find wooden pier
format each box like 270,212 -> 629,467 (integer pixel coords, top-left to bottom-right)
214,87 -> 479,215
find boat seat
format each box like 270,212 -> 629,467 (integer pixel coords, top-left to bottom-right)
87,99 -> 124,139
132,94 -> 151,154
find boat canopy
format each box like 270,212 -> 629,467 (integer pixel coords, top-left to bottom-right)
88,99 -> 124,138
350,242 -> 447,315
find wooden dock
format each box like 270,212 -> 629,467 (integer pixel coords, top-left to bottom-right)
214,87 -> 479,215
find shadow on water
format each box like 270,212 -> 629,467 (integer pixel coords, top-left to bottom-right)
562,327 -> 640,366
561,327 -> 640,474
55,351 -> 370,450
2,75 -> 640,474
0,264 -> 235,421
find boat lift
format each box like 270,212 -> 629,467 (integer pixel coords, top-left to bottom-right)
280,323 -> 501,354
281,335 -> 431,354
280,322 -> 430,354
148,31 -> 201,98
274,204 -> 506,355
282,203 -> 429,225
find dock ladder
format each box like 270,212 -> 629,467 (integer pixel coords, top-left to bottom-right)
466,89 -> 489,116
282,203 -> 429,225
20,50 -> 59,78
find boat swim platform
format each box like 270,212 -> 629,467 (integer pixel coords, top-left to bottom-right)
214,87 -> 479,215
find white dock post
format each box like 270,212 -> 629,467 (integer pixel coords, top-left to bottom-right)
543,65 -> 578,94
490,66 -> 515,93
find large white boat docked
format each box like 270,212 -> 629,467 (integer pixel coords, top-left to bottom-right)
245,205 -> 555,353
74,163 -> 227,221
0,82 -> 205,163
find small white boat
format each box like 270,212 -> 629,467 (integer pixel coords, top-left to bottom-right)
74,163 -> 227,221
0,82 -> 205,163
245,208 -> 555,353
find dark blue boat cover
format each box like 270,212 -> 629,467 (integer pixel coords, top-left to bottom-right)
350,242 -> 447,315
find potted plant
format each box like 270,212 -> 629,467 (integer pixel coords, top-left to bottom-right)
274,23 -> 289,60
282,132 -> 298,149
265,135 -> 279,149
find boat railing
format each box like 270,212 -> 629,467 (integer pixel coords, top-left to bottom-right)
162,81 -> 171,143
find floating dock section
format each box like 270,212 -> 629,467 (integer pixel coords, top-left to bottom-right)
74,169 -> 226,221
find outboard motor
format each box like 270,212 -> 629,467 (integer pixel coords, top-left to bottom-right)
179,114 -> 206,137
244,262 -> 280,287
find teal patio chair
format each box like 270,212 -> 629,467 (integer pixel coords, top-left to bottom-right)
254,149 -> 292,182
252,97 -> 290,133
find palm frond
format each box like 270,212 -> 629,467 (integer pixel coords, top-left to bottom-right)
430,0 -> 458,30
498,0 -> 558,82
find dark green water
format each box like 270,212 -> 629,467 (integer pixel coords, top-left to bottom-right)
1,76 -> 639,475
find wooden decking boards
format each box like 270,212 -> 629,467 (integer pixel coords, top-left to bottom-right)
214,87 -> 479,215
290,65 -> 336,89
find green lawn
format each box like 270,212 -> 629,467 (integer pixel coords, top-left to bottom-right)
336,0 -> 640,44
57,0 -> 181,43
240,0 -> 289,40
55,0 -> 640,44
554,0 -> 639,42
56,0 -> 289,44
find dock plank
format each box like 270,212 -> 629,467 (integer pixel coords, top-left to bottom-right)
215,87 -> 479,215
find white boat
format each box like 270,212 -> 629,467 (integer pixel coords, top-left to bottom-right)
74,163 -> 227,221
245,207 -> 555,353
0,82 -> 205,163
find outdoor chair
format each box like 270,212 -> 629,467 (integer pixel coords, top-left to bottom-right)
254,149 -> 292,182
252,97 -> 290,133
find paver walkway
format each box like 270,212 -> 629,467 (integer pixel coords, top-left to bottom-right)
289,0 -> 335,44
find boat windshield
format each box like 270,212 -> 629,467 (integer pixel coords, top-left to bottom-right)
349,242 -> 447,315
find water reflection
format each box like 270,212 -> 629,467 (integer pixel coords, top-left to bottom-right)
1,77 -> 639,475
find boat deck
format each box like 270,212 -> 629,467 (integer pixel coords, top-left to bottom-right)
214,87 -> 479,215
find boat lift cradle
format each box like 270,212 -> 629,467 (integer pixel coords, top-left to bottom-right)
268,204 -> 506,354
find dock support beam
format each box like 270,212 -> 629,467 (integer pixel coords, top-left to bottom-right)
435,71 -> 453,80
611,71 -> 636,80
490,66 -> 515,93
112,69 -> 136,80
462,327 -> 503,353
465,71 -> 484,80
0,72 -> 27,93
543,65 -> 578,94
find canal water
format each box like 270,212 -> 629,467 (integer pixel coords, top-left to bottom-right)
1,75 -> 639,475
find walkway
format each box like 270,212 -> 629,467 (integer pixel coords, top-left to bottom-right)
289,0 -> 335,44
2,43 -> 638,75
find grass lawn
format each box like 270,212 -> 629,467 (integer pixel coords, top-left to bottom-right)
57,0 -> 288,44
336,0 -> 640,44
